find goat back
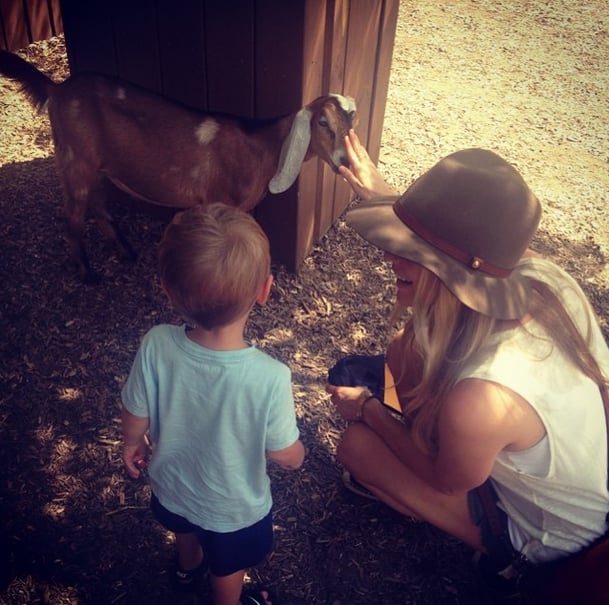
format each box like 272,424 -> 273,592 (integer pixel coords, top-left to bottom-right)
47,72 -> 286,209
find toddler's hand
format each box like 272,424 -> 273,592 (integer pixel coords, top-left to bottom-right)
123,441 -> 150,479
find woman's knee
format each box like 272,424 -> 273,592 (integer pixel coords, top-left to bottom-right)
336,422 -> 373,468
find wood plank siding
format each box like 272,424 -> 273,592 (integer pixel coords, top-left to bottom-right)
0,0 -> 63,51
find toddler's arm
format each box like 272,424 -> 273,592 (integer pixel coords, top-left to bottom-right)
267,439 -> 305,471
121,405 -> 151,479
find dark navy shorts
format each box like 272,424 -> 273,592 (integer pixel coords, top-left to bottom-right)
151,492 -> 273,576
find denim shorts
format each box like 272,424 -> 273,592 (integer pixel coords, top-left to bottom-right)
468,481 -> 516,569
151,492 -> 273,576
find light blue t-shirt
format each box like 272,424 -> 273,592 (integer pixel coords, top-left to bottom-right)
121,324 -> 300,532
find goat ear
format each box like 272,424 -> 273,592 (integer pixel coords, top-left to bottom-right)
268,108 -> 312,194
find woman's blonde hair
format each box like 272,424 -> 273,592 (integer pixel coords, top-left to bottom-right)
158,203 -> 270,329
395,268 -> 606,454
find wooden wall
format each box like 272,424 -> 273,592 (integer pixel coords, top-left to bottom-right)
58,0 -> 399,270
0,0 -> 62,51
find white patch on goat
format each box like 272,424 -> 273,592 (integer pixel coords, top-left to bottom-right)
116,87 -> 127,101
195,119 -> 219,145
330,93 -> 356,113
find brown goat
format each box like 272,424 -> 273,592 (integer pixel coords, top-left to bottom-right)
0,50 -> 357,282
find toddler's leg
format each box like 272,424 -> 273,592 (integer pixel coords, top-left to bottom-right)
210,569 -> 245,605
175,531 -> 204,571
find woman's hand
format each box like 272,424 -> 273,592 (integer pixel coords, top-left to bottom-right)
338,129 -> 399,200
326,383 -> 374,422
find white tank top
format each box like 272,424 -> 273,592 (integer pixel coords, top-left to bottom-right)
460,258 -> 609,563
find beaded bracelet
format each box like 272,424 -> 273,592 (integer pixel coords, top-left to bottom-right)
355,391 -> 378,421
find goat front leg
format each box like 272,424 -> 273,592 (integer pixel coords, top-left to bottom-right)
90,183 -> 137,266
63,180 -> 136,284
64,192 -> 99,284
56,150 -> 105,283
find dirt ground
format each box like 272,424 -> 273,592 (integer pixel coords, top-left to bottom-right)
1,1 -> 608,604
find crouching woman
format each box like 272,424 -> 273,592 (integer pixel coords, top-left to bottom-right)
327,135 -> 609,599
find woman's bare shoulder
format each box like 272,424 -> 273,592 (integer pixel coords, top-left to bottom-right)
443,378 -> 543,451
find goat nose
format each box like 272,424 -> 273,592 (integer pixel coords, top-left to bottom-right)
335,152 -> 350,170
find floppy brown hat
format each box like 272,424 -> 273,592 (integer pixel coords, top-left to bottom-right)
346,148 -> 542,319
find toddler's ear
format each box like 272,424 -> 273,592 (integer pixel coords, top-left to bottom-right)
256,274 -> 274,305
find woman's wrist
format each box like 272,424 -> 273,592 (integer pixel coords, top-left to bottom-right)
355,390 -> 379,422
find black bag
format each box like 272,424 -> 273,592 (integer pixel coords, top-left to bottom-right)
328,354 -> 402,414
327,354 -> 385,400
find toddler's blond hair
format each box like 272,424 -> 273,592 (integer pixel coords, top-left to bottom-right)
159,203 -> 271,329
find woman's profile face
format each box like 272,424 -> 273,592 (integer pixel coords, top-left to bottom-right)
383,252 -> 423,308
